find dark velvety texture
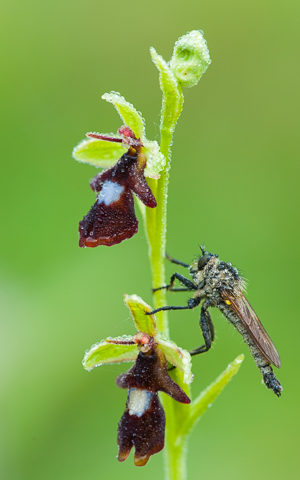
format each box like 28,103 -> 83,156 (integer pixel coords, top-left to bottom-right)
79,146 -> 156,247
79,188 -> 138,247
116,347 -> 191,404
117,392 -> 165,467
116,345 -> 190,466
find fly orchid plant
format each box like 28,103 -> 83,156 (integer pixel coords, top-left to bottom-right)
73,30 -> 244,479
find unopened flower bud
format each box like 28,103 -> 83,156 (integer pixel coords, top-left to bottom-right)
169,30 -> 211,88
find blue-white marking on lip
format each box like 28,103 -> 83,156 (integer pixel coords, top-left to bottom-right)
97,180 -> 124,206
128,388 -> 153,417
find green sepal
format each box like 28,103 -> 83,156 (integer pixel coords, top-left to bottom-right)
150,47 -> 184,139
83,336 -> 138,371
157,337 -> 193,384
72,136 -> 126,168
178,354 -> 244,438
102,92 -> 145,140
124,294 -> 158,337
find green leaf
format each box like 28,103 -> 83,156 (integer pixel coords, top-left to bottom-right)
157,337 -> 193,384
124,294 -> 157,336
150,47 -> 184,139
83,336 -> 138,370
179,355 -> 244,437
102,92 -> 145,140
72,137 -> 127,168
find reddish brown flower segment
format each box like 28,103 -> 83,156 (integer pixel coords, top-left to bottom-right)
116,340 -> 190,467
79,127 -> 156,247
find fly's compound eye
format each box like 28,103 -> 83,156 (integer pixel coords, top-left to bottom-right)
198,254 -> 211,270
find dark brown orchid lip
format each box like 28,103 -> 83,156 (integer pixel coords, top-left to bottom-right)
116,342 -> 190,466
79,138 -> 156,248
79,219 -> 138,247
117,390 -> 165,467
116,346 -> 190,403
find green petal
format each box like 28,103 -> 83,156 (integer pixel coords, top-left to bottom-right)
157,337 -> 193,384
180,355 -> 244,435
124,294 -> 157,336
83,336 -> 138,371
143,139 -> 166,178
72,136 -> 127,168
102,92 -> 145,140
150,47 -> 184,139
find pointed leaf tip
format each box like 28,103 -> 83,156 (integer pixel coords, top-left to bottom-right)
124,294 -> 157,336
72,137 -> 126,168
102,92 -> 145,140
181,355 -> 244,435
83,338 -> 138,370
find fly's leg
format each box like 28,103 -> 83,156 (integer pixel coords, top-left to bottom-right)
251,345 -> 282,396
190,303 -> 215,357
167,300 -> 211,372
166,288 -> 191,292
258,364 -> 282,397
263,372 -> 282,397
154,252 -> 191,292
166,253 -> 190,268
146,296 -> 201,316
253,355 -> 282,397
153,272 -> 197,293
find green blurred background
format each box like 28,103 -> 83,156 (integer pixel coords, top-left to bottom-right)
1,0 -> 299,478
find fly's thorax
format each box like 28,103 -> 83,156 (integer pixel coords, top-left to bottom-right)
193,255 -> 244,302
189,260 -> 205,285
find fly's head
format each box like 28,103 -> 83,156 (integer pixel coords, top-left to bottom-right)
190,249 -> 218,285
190,246 -> 245,301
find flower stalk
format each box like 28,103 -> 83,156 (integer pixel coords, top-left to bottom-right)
75,30 -> 245,479
143,31 -> 211,478
145,47 -> 183,335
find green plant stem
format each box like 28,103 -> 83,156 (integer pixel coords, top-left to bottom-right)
145,113 -> 186,480
146,170 -> 170,336
162,371 -> 191,480
143,51 -> 186,478
143,93 -> 243,479
165,424 -> 188,480
143,41 -> 213,480
165,433 -> 188,480
145,48 -> 183,338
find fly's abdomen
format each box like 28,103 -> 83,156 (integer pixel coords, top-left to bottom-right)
218,302 -> 282,396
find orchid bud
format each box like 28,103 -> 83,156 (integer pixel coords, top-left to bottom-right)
169,30 -> 211,88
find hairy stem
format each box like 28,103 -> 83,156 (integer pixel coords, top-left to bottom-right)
143,35 -> 213,478
147,158 -> 188,480
144,59 -> 186,478
145,174 -> 169,337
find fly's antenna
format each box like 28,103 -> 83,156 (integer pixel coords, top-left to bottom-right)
199,244 -> 206,256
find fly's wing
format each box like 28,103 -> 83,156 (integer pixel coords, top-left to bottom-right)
221,290 -> 281,368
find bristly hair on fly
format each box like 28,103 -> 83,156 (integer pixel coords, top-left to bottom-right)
197,245 -> 247,293
147,246 -> 282,397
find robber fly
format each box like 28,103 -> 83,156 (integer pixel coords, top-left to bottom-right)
147,246 -> 282,397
